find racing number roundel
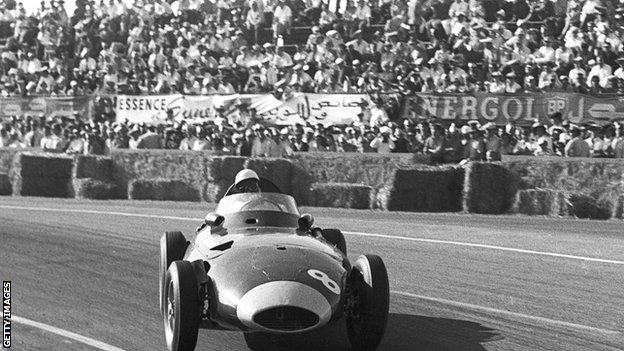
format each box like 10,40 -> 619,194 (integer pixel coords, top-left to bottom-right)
307,269 -> 340,294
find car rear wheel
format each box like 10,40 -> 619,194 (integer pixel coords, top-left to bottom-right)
160,231 -> 188,314
164,261 -> 200,351
346,254 -> 389,351
321,229 -> 347,255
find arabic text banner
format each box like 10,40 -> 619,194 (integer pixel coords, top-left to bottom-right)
256,93 -> 373,126
115,93 -> 375,126
402,93 -> 624,124
0,96 -> 92,119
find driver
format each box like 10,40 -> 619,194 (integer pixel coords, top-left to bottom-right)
234,169 -> 261,193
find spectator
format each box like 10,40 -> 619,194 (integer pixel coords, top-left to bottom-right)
424,124 -> 446,162
273,0 -> 292,41
532,123 -> 554,156
483,123 -> 502,161
370,125 -> 394,153
137,125 -> 162,149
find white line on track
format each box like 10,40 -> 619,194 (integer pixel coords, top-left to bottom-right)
2,204 -> 623,265
12,315 -> 127,351
391,291 -> 621,336
343,231 -> 624,265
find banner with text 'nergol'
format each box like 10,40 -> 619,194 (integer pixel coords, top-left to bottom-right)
402,93 -> 624,125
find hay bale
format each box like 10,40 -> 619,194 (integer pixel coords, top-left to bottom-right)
203,180 -> 232,203
513,189 -> 569,216
72,178 -> 118,199
244,158 -> 294,195
0,173 -> 11,195
377,167 -> 464,212
12,153 -> 74,197
463,162 -> 519,214
612,196 -> 624,219
18,153 -> 74,179
73,155 -> 114,180
568,194 -> 598,219
207,156 -> 247,183
290,162 -> 314,206
110,149 -> 209,201
128,179 -> 201,202
566,193 -> 611,219
310,183 -> 373,209
551,191 -> 571,217
18,177 -> 72,197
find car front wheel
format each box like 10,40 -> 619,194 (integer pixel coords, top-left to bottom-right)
345,254 -> 389,351
163,260 -> 200,351
160,231 -> 188,314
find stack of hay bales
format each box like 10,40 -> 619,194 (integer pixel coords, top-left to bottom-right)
110,150 -> 211,201
513,189 -> 570,216
463,162 -> 519,214
513,189 -> 615,219
241,158 -> 312,206
128,179 -> 201,201
72,155 -> 118,199
377,166 -> 464,212
0,173 -> 10,195
12,153 -> 74,197
310,183 -> 374,209
611,196 -> 624,219
205,156 -> 247,201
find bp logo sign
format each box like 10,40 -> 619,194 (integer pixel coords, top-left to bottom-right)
544,97 -> 568,116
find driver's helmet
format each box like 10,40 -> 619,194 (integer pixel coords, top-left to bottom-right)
235,169 -> 260,193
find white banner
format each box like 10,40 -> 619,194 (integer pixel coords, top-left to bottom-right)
116,95 -> 181,124
115,93 -> 374,126
258,93 -> 373,126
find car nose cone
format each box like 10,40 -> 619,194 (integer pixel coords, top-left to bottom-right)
236,281 -> 332,333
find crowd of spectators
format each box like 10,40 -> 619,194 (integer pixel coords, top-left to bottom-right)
3,0 -> 624,97
1,112 -> 623,160
1,0 -> 624,160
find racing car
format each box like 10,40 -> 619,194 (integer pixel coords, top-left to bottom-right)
159,175 -> 390,351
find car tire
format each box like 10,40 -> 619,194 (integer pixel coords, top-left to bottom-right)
160,231 -> 188,315
243,332 -> 274,351
321,228 -> 347,255
163,261 -> 200,351
346,254 -> 389,351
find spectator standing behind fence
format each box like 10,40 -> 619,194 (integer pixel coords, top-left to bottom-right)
370,126 -> 394,153
424,124 -> 446,163
483,123 -> 502,161
564,125 -> 591,157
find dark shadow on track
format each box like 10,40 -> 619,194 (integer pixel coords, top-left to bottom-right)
240,313 -> 501,351
381,314 -> 502,351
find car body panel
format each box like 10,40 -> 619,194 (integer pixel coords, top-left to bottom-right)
183,192 -> 349,333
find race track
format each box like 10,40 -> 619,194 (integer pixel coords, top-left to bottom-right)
1,196 -> 623,351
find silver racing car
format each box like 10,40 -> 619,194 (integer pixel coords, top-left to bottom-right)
159,178 -> 389,351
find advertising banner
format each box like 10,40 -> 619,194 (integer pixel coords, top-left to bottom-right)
256,93 -> 373,126
402,93 -> 624,125
116,94 -> 181,124
45,96 -> 92,119
115,93 -> 374,126
116,94 -> 251,124
0,96 -> 92,120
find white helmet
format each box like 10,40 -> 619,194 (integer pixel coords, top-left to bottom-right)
235,169 -> 259,186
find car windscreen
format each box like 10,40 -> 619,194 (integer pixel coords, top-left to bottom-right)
216,193 -> 300,216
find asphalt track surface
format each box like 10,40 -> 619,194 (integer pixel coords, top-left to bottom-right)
1,196 -> 623,351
